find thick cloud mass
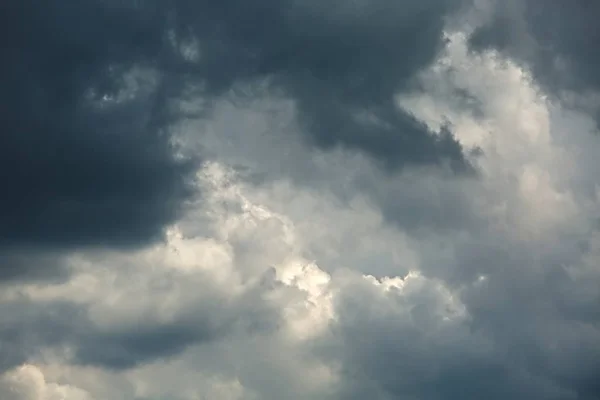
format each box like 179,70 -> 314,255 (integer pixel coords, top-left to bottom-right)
169,0 -> 468,168
2,1 -> 600,400
0,1 -> 195,252
1,0 -> 468,278
469,0 -> 600,118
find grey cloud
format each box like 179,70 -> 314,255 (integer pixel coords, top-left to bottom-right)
2,0 -> 473,280
320,251 -> 600,400
0,250 -> 71,283
0,271 -> 281,372
75,287 -> 282,371
73,322 -> 214,370
469,0 -> 600,115
182,29 -> 600,399
0,1 -> 197,256
6,2 -> 600,400
0,300 -> 85,372
458,242 -> 600,400
320,181 -> 600,400
169,0 -> 469,169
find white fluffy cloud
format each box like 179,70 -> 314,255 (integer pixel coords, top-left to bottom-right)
0,365 -> 92,400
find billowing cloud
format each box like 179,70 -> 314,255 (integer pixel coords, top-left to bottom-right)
469,0 -> 600,122
0,365 -> 93,400
166,0 -> 470,168
1,0 -> 471,281
2,1 -> 600,400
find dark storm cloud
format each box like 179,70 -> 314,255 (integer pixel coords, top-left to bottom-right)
169,0 -> 469,169
1,0 -> 469,268
0,0 -> 197,255
470,0 -> 600,110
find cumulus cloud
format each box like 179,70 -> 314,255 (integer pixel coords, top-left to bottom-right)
0,168 -> 284,372
0,0 -> 471,273
2,1 -> 600,400
0,365 -> 93,400
469,0 -> 600,122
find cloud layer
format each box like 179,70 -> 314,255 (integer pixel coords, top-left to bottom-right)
1,1 -> 600,399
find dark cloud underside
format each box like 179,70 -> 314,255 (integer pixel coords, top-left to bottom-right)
170,0 -> 468,168
0,0 -> 468,263
0,1 -> 196,252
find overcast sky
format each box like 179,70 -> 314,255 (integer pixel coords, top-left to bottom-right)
1,0 -> 600,399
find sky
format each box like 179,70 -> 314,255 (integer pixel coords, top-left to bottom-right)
1,0 -> 599,399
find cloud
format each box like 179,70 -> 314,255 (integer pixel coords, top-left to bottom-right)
1,0 -> 473,281
0,238 -> 282,374
0,365 -> 93,400
468,0 -> 600,122
197,0 -> 469,169
2,2 -> 600,400
317,31 -> 600,400
0,162 -> 341,399
0,2 -> 198,273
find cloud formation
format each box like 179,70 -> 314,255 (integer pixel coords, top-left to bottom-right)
2,1 -> 600,400
1,2 -> 197,255
1,0 -> 471,280
469,0 -> 600,121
